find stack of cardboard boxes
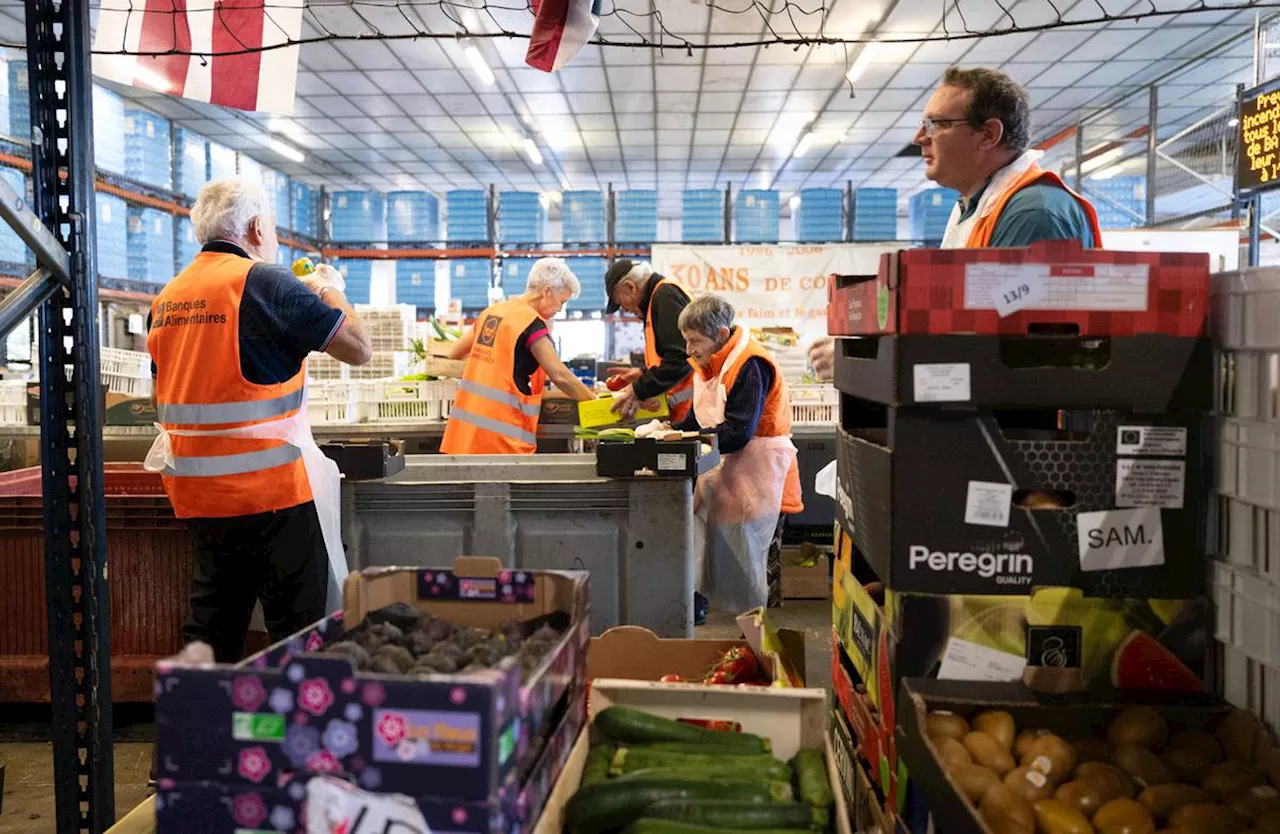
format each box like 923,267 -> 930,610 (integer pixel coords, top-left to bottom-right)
825,240 -> 1213,827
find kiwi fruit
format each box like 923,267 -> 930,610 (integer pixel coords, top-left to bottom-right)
1094,797 -> 1157,834
1229,785 -> 1280,821
1115,744 -> 1175,788
928,711 -> 971,742
1004,766 -> 1054,803
1167,802 -> 1249,834
1032,799 -> 1094,834
1219,710 -> 1266,766
974,710 -> 1017,751
936,735 -> 974,768
1023,734 -> 1077,784
1109,707 -> 1170,750
1164,731 -> 1225,781
1204,762 -> 1267,801
948,762 -> 1001,803
1137,784 -> 1212,819
1077,762 -> 1139,802
965,731 -> 1017,776
1056,780 -> 1107,817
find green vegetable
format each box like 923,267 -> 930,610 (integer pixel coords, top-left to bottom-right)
430,318 -> 448,340
594,706 -> 771,753
789,749 -> 833,830
582,744 -> 614,787
566,777 -> 770,834
638,799 -> 817,830
612,747 -> 791,782
639,742 -> 776,757
619,771 -> 793,802
623,820 -> 815,834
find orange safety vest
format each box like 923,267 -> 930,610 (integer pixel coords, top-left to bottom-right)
440,298 -> 546,455
703,331 -> 805,515
966,164 -> 1103,249
148,252 -> 313,519
643,276 -> 694,423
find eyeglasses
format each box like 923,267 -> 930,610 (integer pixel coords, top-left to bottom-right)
918,117 -> 974,137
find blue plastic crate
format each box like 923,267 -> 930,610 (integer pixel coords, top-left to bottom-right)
682,190 -> 725,242
615,190 -> 658,242
330,191 -> 387,243
124,107 -> 172,190
909,188 -> 958,243
566,257 -> 607,311
174,128 -> 208,199
797,188 -> 844,242
262,169 -> 291,227
447,258 -> 492,309
292,182 -> 318,237
501,257 -> 534,295
0,167 -> 28,268
127,207 -> 175,284
95,194 -> 128,279
93,86 -> 127,177
238,155 -> 264,187
387,191 -> 440,243
562,191 -> 605,245
395,259 -> 436,308
176,216 -> 202,267
207,141 -> 236,181
498,192 -> 544,245
335,260 -> 373,304
7,61 -> 26,142
446,190 -> 489,242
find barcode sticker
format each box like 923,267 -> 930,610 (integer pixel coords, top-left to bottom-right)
965,480 -> 1013,527
657,453 -> 687,471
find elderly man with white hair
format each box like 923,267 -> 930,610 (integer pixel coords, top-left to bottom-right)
146,177 -> 372,663
604,259 -> 694,423
441,257 -> 595,455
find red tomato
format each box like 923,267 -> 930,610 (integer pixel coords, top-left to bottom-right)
606,375 -> 629,391
706,670 -> 731,685
659,674 -> 683,683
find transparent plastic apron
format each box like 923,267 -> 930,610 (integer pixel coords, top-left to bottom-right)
940,149 -> 1044,249
144,383 -> 347,618
691,328 -> 798,613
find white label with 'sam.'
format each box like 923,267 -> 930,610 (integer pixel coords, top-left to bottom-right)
1077,507 -> 1165,572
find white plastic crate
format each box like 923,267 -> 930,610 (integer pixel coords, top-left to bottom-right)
345,351 -> 415,381
1212,267 -> 1280,351
1217,349 -> 1279,421
100,347 -> 151,378
1217,417 -> 1280,511
0,379 -> 26,425
306,380 -> 362,425
103,371 -> 151,396
1213,492 -> 1280,581
363,379 -> 456,423
790,383 -> 838,424
1212,560 -> 1280,669
355,304 -> 417,352
1217,642 -> 1280,734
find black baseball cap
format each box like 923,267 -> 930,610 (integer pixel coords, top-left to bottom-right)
604,259 -> 635,314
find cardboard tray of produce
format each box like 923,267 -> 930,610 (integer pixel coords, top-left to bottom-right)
895,677 -> 1236,834
596,432 -> 720,479
532,680 -> 853,834
154,558 -> 589,804
320,440 -> 406,480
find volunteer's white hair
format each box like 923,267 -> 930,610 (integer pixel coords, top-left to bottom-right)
190,178 -> 274,245
527,257 -> 580,298
679,294 -> 736,338
620,260 -> 654,288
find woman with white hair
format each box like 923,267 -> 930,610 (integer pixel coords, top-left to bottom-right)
441,257 -> 595,455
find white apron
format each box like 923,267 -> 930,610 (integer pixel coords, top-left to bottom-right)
940,149 -> 1045,249
144,383 -> 348,618
691,328 -> 798,614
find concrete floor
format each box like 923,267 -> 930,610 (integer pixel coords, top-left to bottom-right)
0,600 -> 832,832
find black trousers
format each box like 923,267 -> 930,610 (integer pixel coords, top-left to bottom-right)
184,500 -> 328,663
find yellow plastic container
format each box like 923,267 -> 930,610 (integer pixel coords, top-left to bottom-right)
577,394 -> 668,428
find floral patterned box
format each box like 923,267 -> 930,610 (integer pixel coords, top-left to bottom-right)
154,558 -> 589,805
153,684 -> 587,834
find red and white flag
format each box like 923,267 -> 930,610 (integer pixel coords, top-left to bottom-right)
92,0 -> 303,115
525,0 -> 600,72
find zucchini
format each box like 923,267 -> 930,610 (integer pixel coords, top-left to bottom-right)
623,821 -> 815,834
640,742 -> 774,757
566,777 -> 771,834
640,799 -> 817,829
790,748 -> 833,830
618,770 -> 794,802
594,706 -> 771,753
582,744 -> 614,787
612,747 -> 791,782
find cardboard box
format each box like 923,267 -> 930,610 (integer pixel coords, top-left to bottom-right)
154,558 -> 589,804
424,356 -> 467,379
782,543 -> 831,600
826,239 -> 1209,338
596,433 -> 721,478
830,629 -> 896,808
538,392 -> 578,425
830,704 -> 893,834
588,621 -> 806,685
25,381 -> 109,425
836,407 -> 1208,598
105,393 -> 158,426
832,333 -> 1213,412
531,679 -> 854,834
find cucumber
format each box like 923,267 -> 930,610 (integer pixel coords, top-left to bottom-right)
619,770 -> 794,802
640,742 -> 774,757
566,777 -> 771,834
582,744 -> 614,787
594,706 -> 771,753
790,748 -> 833,830
623,820 -> 816,834
640,799 -> 817,829
612,747 -> 791,782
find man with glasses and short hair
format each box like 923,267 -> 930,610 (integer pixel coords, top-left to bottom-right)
916,67 -> 1102,249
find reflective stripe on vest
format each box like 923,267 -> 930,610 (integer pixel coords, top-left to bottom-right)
448,405 -> 538,446
457,378 -> 541,417
157,388 -> 306,425
164,443 -> 302,477
668,386 -> 694,405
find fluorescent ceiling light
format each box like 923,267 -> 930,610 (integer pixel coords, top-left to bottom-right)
268,138 -> 305,163
522,138 -> 543,166
789,195 -> 801,211
845,43 -> 879,84
539,191 -> 561,210
1081,146 -> 1124,174
794,132 -> 814,158
132,62 -> 173,93
465,46 -> 495,87
560,177 -> 571,190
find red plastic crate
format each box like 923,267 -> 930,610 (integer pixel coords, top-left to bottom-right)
828,240 -> 1209,338
0,463 -> 191,702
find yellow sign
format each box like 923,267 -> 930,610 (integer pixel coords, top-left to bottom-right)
577,394 -> 668,428
1239,89 -> 1280,191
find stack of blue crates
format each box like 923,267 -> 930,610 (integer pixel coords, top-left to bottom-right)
1085,175 -> 1144,230
335,260 -> 373,304
733,190 -> 780,243
208,141 -> 237,181
124,107 -> 172,190
0,167 -> 28,269
174,128 -> 209,199
330,191 -> 387,243
238,155 -> 264,188
92,86 -> 127,177
127,207 -> 175,284
387,191 -> 439,243
909,188 -> 958,244
95,194 -> 128,279
176,216 -> 202,266
263,169 -> 291,229
498,191 -> 544,246
796,188 -> 844,243
501,257 -> 534,295
7,61 -> 26,141
292,182 -> 318,237
395,260 -> 435,310
683,190 -> 724,243
447,190 -> 488,243
615,190 -> 658,243
853,188 -> 898,242
448,259 -> 492,310
567,257 -> 607,311
562,191 -> 605,245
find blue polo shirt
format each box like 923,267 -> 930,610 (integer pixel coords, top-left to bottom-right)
958,181 -> 1096,247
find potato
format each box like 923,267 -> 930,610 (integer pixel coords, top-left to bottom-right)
1163,732 -> 1224,781
928,710 -> 971,742
1094,797 -> 1157,834
1032,799 -> 1094,834
1005,766 -> 1054,803
1076,739 -> 1113,765
1109,707 -> 1170,750
1219,710 -> 1266,765
936,735 -> 973,768
1229,785 -> 1280,821
974,710 -> 1017,751
1256,808 -> 1280,834
1137,784 -> 1212,819
1115,744 -> 1175,788
1168,802 -> 1249,834
1204,762 -> 1268,801
1023,734 -> 1077,784
982,783 -> 1035,833
1017,728 -> 1051,759
1077,762 -> 1139,803
1056,780 -> 1107,817
948,762 -> 1001,803
966,731 -> 1017,776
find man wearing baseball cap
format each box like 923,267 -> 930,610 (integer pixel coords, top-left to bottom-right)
605,259 -> 695,423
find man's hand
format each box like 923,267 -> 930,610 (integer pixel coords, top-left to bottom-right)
808,337 -> 835,382
610,385 -> 640,420
300,263 -> 346,297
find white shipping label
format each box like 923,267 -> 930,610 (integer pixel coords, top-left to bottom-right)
913,363 -> 971,402
991,271 -> 1048,317
305,776 -> 430,834
964,263 -> 1150,312
657,453 -> 687,471
101,202 -> 111,224
1077,507 -> 1165,572
1116,459 -> 1185,508
1116,425 -> 1187,457
965,480 -> 1014,527
936,637 -> 1026,682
